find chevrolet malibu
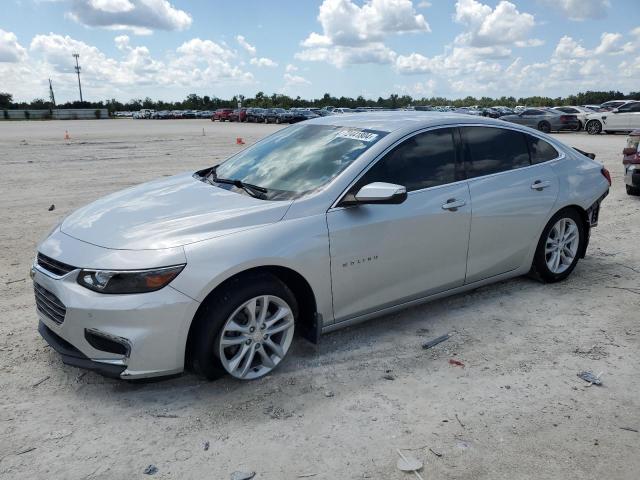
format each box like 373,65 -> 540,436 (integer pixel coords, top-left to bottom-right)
33,113 -> 610,381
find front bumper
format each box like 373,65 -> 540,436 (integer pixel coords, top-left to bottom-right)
33,231 -> 200,379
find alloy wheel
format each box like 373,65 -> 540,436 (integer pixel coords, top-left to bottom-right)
218,295 -> 295,379
545,218 -> 579,274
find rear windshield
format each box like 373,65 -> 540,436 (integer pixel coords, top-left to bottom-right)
214,124 -> 388,200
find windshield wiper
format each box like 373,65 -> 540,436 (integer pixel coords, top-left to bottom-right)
205,167 -> 268,198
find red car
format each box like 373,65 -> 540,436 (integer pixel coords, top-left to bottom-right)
212,108 -> 233,121
229,108 -> 247,122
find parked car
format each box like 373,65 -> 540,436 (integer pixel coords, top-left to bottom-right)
289,109 -> 319,123
333,108 -> 355,114
582,105 -> 604,112
554,106 -> 594,131
33,112 -> 609,381
229,108 -> 247,122
246,108 -> 266,122
584,101 -> 640,135
500,108 -> 579,133
623,129 -> 640,195
600,100 -> 630,111
263,108 -> 286,123
212,108 -> 234,122
276,110 -> 294,123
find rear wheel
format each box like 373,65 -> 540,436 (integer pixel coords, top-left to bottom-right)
586,120 -> 602,135
537,121 -> 551,133
576,120 -> 583,131
189,273 -> 298,380
627,185 -> 640,196
531,208 -> 585,283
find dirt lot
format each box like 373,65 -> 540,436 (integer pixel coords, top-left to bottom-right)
0,119 -> 638,480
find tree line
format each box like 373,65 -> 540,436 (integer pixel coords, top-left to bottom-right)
2,90 -> 640,113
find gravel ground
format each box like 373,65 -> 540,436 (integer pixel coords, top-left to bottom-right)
0,119 -> 638,480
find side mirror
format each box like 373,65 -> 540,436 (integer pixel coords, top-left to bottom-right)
352,182 -> 407,205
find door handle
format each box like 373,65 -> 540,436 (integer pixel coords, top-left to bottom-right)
531,180 -> 551,191
441,198 -> 466,211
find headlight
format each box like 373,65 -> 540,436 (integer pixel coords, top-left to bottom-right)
77,265 -> 185,294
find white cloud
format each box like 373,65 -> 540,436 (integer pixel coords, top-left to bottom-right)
250,57 -> 278,68
417,1 -> 431,7
88,0 -> 134,13
298,0 -> 429,66
236,35 -> 256,56
285,64 -> 298,72
297,42 -> 396,67
453,0 -> 537,48
553,35 -> 589,59
544,0 -> 610,21
67,0 -> 192,35
284,73 -> 311,86
0,29 -> 27,63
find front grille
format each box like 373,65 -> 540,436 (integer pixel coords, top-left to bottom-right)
34,283 -> 66,325
37,253 -> 76,277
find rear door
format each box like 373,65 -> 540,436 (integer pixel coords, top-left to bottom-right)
327,128 -> 471,322
614,102 -> 640,130
461,126 -> 560,283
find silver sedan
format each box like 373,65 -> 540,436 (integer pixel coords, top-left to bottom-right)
501,107 -> 580,133
33,113 -> 610,381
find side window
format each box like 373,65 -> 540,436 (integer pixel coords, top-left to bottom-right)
527,135 -> 559,164
627,103 -> 640,112
523,109 -> 543,115
356,128 -> 459,192
462,126 -> 530,178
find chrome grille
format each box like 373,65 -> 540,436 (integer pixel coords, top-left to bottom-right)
34,283 -> 66,325
37,253 -> 76,277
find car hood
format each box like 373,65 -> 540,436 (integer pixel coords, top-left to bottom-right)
61,172 -> 292,250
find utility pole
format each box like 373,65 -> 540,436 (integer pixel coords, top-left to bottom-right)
48,78 -> 56,107
72,53 -> 83,102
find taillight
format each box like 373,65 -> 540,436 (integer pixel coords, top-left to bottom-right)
601,167 -> 612,186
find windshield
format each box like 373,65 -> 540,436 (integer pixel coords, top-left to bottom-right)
213,123 -> 388,200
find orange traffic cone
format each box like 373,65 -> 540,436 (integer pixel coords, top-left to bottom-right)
236,137 -> 245,145
64,130 -> 70,140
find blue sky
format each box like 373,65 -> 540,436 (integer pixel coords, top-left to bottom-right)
0,0 -> 638,102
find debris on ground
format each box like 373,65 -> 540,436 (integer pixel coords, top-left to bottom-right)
5,278 -> 26,285
32,376 -> 50,388
620,427 -> 638,433
48,204 -> 55,211
382,373 -> 395,381
449,359 -> 465,368
324,390 -> 334,398
297,473 -> 318,478
428,447 -> 442,457
396,449 -> 424,479
455,413 -> 465,428
422,333 -> 451,350
143,465 -> 158,475
16,447 -> 35,455
203,440 -> 210,450
230,471 -> 256,480
577,371 -> 603,386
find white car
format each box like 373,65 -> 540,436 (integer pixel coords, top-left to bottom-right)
554,106 -> 594,131
585,101 -> 640,135
33,113 -> 610,381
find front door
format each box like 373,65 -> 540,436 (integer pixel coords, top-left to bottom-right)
327,127 -> 471,322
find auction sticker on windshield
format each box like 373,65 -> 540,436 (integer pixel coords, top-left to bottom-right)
336,129 -> 379,142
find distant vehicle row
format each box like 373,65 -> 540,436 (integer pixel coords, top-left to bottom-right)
117,99 -> 640,134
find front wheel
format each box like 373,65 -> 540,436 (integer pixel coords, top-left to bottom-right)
627,184 -> 640,196
189,273 -> 298,380
586,120 -> 602,135
531,209 -> 585,283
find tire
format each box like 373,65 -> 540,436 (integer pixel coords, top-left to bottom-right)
189,273 -> 298,380
627,184 -> 640,196
537,121 -> 551,133
576,121 -> 583,131
531,208 -> 585,283
586,120 -> 602,135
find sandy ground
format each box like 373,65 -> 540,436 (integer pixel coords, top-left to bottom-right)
0,119 -> 638,480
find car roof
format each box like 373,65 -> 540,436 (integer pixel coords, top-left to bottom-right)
306,111 -> 508,133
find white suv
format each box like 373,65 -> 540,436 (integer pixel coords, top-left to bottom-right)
585,101 -> 640,134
